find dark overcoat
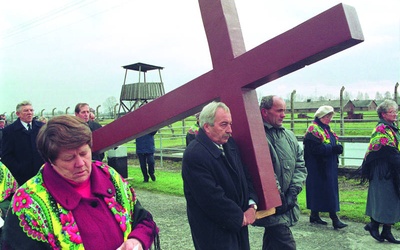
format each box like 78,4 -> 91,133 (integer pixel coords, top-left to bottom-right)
361,120 -> 400,224
182,129 -> 258,250
136,131 -> 157,154
1,118 -> 44,185
303,120 -> 340,212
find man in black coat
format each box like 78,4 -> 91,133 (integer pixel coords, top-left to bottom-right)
1,101 -> 44,185
182,101 -> 258,250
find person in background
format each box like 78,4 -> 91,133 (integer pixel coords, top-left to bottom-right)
89,108 -> 96,122
37,116 -> 48,124
0,162 -> 18,226
0,115 -> 7,127
186,112 -> 200,146
75,103 -> 104,162
1,101 -> 44,185
303,105 -> 348,229
0,115 -> 160,249
182,101 -> 258,250
361,99 -> 400,244
0,119 -> 5,158
136,131 -> 157,182
254,95 -> 307,250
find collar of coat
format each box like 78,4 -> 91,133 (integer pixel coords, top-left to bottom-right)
263,122 -> 285,131
196,128 -> 231,159
43,161 -> 116,210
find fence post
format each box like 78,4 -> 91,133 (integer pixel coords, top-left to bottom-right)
159,134 -> 163,168
290,90 -> 296,132
340,86 -> 346,166
182,120 -> 186,146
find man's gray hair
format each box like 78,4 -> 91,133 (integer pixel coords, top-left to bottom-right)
16,101 -> 32,112
260,95 -> 277,111
199,101 -> 230,128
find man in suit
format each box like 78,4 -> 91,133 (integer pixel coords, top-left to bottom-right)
1,101 -> 44,185
182,101 -> 258,250
74,103 -> 104,162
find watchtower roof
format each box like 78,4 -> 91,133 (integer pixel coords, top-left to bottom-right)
122,62 -> 164,72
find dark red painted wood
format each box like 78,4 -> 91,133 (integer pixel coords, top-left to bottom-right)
92,1 -> 363,210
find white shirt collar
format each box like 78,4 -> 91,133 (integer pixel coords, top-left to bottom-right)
20,120 -> 30,130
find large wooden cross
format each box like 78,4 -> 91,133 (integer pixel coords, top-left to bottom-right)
93,0 -> 363,211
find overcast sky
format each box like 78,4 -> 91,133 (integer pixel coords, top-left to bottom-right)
1,0 -> 399,116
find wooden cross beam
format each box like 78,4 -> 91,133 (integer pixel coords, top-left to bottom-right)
93,0 -> 363,211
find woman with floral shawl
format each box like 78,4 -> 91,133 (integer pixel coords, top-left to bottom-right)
0,115 -> 160,250
361,99 -> 400,244
303,105 -> 347,229
0,162 -> 17,226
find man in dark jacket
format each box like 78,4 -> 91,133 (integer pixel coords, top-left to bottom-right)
74,103 -> 104,161
255,95 -> 307,250
136,131 -> 157,182
1,101 -> 44,185
182,101 -> 258,250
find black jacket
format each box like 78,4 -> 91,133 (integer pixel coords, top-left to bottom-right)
1,118 -> 44,185
182,129 -> 258,250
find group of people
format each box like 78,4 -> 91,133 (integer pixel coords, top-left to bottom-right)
0,101 -> 160,249
1,96 -> 400,249
303,99 -> 400,244
182,96 -> 305,250
182,96 -> 400,249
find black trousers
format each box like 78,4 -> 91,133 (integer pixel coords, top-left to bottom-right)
262,224 -> 296,250
137,153 -> 155,180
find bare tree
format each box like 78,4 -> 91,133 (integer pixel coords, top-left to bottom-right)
103,96 -> 118,118
343,91 -> 352,100
375,92 -> 383,100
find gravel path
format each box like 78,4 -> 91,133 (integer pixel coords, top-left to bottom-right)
136,189 -> 399,250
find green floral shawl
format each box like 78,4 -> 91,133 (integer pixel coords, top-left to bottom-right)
11,162 -> 135,249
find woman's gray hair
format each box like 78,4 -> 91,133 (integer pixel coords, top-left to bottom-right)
199,101 -> 230,128
377,99 -> 398,119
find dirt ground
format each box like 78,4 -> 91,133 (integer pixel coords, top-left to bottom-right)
128,157 -> 400,249
136,189 -> 400,250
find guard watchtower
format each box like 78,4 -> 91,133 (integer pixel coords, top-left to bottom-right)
118,62 -> 165,115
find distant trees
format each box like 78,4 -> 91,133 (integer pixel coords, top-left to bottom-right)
375,92 -> 383,100
356,91 -> 364,100
384,91 -> 392,99
343,91 -> 352,100
103,96 -> 118,118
